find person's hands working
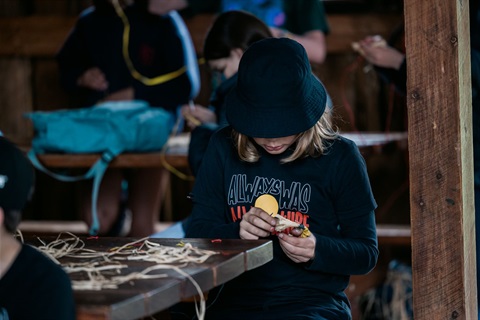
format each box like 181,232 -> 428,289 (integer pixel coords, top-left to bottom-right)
278,231 -> 316,263
239,207 -> 277,240
180,103 -> 217,129
354,35 -> 405,70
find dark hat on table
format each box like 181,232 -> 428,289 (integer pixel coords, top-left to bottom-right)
0,136 -> 34,212
226,38 -> 327,138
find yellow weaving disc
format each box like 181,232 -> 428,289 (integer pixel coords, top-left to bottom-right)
254,194 -> 279,217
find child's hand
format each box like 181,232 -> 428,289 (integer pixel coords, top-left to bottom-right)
239,207 -> 277,240
359,43 -> 405,70
354,36 -> 405,70
77,67 -> 108,91
277,232 -> 316,263
180,104 -> 217,129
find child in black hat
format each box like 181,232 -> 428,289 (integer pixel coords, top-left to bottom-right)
185,38 -> 378,319
0,136 -> 76,319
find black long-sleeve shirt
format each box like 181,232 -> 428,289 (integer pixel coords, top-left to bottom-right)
186,127 -> 378,319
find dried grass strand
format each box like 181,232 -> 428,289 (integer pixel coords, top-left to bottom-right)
29,233 -> 217,320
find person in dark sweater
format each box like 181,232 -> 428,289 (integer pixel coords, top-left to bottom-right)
184,38 -> 379,320
56,0 -> 198,110
56,0 -> 200,237
0,136 -> 76,320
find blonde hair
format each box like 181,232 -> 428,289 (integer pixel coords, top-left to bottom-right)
232,108 -> 338,163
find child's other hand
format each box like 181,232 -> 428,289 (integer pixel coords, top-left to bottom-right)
239,207 -> 277,240
277,232 -> 316,263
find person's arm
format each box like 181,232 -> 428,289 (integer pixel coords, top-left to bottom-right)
187,124 -> 218,176
279,0 -> 330,64
56,10 -> 112,94
356,36 -> 405,70
353,35 -> 407,94
270,28 -> 327,64
308,211 -> 378,275
186,130 -> 241,239
147,0 -> 189,15
308,142 -> 379,275
56,20 -> 92,93
180,103 -> 217,129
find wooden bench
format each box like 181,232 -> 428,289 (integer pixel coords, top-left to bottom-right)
35,152 -> 189,169
20,134 -> 192,222
32,153 -> 191,222
22,133 -> 190,169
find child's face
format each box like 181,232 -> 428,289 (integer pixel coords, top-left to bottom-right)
208,49 -> 243,80
253,135 -> 297,155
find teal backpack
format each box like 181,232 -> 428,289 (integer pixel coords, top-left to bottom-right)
25,100 -> 175,235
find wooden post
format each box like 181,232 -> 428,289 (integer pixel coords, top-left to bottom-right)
0,58 -> 33,144
405,0 -> 477,318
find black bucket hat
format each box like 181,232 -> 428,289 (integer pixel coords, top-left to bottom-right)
226,38 -> 327,138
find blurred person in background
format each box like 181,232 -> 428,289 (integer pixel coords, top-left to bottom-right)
56,0 -> 200,236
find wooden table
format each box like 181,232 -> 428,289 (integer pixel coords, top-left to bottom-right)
376,224 -> 411,246
341,131 -> 407,148
24,236 -> 273,320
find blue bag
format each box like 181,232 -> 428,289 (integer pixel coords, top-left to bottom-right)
25,100 -> 175,235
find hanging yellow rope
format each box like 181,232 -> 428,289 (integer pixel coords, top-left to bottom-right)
159,111 -> 196,181
111,0 -> 187,86
111,0 -> 200,182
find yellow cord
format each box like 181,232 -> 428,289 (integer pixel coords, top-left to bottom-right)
112,0 -> 188,86
159,153 -> 195,182
111,1 -> 198,181
159,111 -> 195,182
